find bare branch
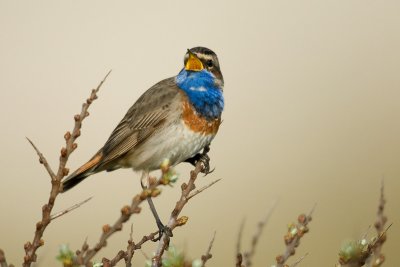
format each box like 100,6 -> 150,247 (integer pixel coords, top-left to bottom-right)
236,253 -> 244,267
243,200 -> 277,267
75,189 -> 150,265
290,253 -> 308,267
101,230 -> 159,267
338,181 -> 389,267
26,138 -> 56,179
200,231 -> 216,267
22,71 -> 111,267
275,206 -> 314,267
151,161 -> 209,267
101,162 -> 218,267
0,249 -> 13,267
361,225 -> 372,241
187,178 -> 221,200
101,224 -> 136,267
365,179 -> 387,267
125,224 -> 135,267
338,224 -> 392,267
236,219 -> 245,257
73,162 -> 181,266
50,197 -> 92,221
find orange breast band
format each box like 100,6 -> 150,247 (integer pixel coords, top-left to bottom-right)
182,98 -> 221,135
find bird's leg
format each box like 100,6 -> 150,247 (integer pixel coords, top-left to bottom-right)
140,171 -> 172,241
184,144 -> 214,175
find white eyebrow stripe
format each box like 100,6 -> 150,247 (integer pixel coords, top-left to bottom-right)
196,54 -> 214,61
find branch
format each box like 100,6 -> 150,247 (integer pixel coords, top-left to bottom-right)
98,167 -> 202,267
125,224 -> 135,267
74,183 -> 161,266
151,161 -> 213,267
74,162 -> 180,266
275,206 -> 315,267
200,232 -> 216,267
102,229 -> 159,267
338,224 -> 392,267
290,253 -> 308,267
22,70 -> 111,267
243,201 -> 277,267
236,253 -> 245,267
236,219 -> 245,259
187,178 -> 221,200
338,181 -> 389,267
365,179 -> 387,267
50,197 -> 92,221
26,138 -> 56,179
0,249 -> 14,267
100,224 -> 137,267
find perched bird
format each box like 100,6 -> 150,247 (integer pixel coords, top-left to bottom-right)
61,47 -> 224,233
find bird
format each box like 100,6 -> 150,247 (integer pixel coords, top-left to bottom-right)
61,47 -> 224,235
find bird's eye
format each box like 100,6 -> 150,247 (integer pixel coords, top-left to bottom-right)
206,60 -> 214,68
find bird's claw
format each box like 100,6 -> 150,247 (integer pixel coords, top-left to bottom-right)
198,153 -> 214,175
184,145 -> 215,175
199,145 -> 215,175
152,222 -> 173,242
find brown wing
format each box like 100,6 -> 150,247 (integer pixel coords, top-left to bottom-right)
94,77 -> 181,171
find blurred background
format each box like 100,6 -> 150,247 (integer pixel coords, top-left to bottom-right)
0,1 -> 399,266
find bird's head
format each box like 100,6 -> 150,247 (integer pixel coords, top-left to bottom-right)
183,47 -> 224,88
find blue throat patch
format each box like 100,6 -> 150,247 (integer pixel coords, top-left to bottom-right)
175,69 -> 224,120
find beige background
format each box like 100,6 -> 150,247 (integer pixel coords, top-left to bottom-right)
1,1 -> 399,266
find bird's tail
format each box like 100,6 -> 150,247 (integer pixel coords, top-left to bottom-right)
61,152 -> 103,192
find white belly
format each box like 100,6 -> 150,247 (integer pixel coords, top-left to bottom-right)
121,121 -> 215,171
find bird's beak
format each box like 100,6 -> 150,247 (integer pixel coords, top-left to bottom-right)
185,49 -> 204,71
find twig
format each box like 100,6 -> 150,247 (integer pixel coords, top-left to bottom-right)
23,70 -> 111,267
275,206 -> 315,267
102,230 -> 160,267
365,179 -> 387,267
0,249 -> 6,267
50,197 -> 92,220
125,224 -> 135,267
338,181 -> 389,267
290,253 -> 308,267
140,249 -> 150,261
26,138 -> 56,180
151,161 -> 211,267
0,249 -> 14,267
236,219 -> 245,257
101,224 -> 136,267
74,182 -> 162,266
101,171 -> 217,267
74,162 -> 180,266
187,179 -> 221,200
338,224 -> 392,267
361,225 -> 372,241
243,200 -> 277,267
134,231 -> 160,253
236,253 -> 244,267
200,231 -> 216,267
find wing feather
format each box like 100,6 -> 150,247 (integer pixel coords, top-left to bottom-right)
94,77 -> 181,170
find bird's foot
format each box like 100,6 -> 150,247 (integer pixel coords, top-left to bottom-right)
199,145 -> 214,175
152,220 -> 173,242
185,145 -> 215,175
198,153 -> 214,175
